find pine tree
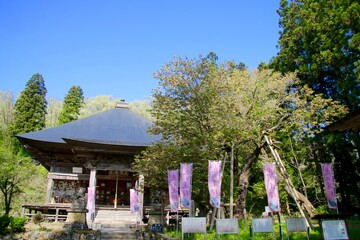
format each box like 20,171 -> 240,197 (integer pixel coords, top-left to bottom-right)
58,86 -> 84,124
11,73 -> 47,135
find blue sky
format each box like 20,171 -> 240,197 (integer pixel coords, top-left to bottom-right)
0,1 -> 280,102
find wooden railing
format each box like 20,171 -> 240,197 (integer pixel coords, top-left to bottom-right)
21,204 -> 70,223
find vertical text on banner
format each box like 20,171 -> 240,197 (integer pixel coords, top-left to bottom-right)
180,163 -> 193,208
208,160 -> 222,208
263,163 -> 281,212
130,189 -> 140,213
87,187 -> 96,217
168,170 -> 179,212
321,163 -> 338,209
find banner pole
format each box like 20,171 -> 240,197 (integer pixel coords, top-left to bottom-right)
230,143 -> 234,219
278,212 -> 283,239
176,209 -> 179,237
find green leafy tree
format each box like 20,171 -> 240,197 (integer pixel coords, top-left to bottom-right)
58,86 -> 84,124
134,55 -> 346,220
0,91 -> 14,134
0,141 -> 38,215
79,95 -> 124,118
272,0 -> 360,110
272,0 -> 360,211
129,100 -> 152,119
45,97 -> 63,127
10,73 -> 47,136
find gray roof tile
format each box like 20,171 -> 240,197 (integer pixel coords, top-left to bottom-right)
17,107 -> 160,147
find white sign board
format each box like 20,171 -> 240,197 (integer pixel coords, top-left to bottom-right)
286,218 -> 308,232
265,206 -> 270,213
216,218 -> 239,234
182,217 -> 206,240
252,218 -> 273,233
322,220 -> 349,240
72,167 -> 82,173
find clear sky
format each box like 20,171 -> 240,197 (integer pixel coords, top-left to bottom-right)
0,1 -> 281,102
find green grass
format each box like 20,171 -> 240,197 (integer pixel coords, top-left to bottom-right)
162,216 -> 360,239
175,226 -> 322,240
346,217 -> 360,240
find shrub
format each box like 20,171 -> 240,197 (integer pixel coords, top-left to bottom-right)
10,216 -> 27,233
32,212 -> 45,228
0,214 -> 11,235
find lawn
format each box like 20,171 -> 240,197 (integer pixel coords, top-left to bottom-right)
163,216 -> 360,240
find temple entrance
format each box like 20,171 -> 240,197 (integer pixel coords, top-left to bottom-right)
96,170 -> 136,207
95,179 -> 133,206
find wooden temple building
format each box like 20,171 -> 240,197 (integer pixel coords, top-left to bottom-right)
326,110 -> 360,132
16,102 -> 161,222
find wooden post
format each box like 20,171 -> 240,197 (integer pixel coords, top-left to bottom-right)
139,175 -> 144,220
55,208 -> 59,223
45,176 -> 54,204
21,206 -> 25,217
114,171 -> 118,208
264,135 -> 313,229
230,143 -> 234,219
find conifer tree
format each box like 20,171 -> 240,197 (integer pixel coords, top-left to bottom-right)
272,0 -> 360,212
58,86 -> 84,124
11,73 -> 47,135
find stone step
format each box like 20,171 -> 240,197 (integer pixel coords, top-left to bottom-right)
100,230 -> 138,240
95,211 -> 136,218
100,227 -> 145,240
94,218 -> 137,226
98,223 -> 137,229
93,209 -> 142,239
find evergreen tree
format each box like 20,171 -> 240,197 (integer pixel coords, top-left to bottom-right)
272,0 -> 360,110
272,0 -> 360,212
11,73 -> 47,135
58,86 -> 84,124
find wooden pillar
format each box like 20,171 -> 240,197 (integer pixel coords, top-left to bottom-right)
21,206 -> 25,217
230,143 -> 234,218
55,208 -> 59,223
45,175 -> 54,204
89,168 -> 97,188
87,168 -> 97,223
139,174 -> 144,220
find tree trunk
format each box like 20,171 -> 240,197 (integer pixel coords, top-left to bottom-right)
236,169 -> 250,220
284,185 -> 316,218
234,114 -> 291,221
235,145 -> 262,221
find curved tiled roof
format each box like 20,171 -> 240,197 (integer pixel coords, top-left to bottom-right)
17,106 -> 160,147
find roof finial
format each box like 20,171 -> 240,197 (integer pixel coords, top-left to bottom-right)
115,101 -> 129,109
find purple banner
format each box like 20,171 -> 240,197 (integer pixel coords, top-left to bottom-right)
180,163 -> 193,208
208,160 -> 222,208
263,163 -> 281,212
130,189 -> 140,213
87,187 -> 95,215
168,170 -> 179,212
321,163 -> 338,209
